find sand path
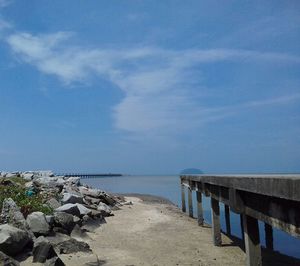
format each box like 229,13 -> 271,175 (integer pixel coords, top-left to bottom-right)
87,196 -> 246,266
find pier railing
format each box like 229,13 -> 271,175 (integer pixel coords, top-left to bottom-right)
180,174 -> 300,266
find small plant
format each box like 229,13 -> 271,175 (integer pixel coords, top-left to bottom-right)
0,181 -> 53,217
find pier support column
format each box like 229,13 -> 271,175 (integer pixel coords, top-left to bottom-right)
196,191 -> 204,226
225,205 -> 231,235
264,223 -> 273,250
240,214 -> 245,244
181,183 -> 186,213
211,198 -> 222,246
243,214 -> 262,266
188,186 -> 193,217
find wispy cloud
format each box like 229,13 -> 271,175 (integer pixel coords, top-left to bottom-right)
6,31 -> 300,135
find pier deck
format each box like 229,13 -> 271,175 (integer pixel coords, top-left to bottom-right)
180,174 -> 300,266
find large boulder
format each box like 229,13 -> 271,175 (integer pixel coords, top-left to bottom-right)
0,224 -> 31,256
62,193 -> 83,204
33,236 -> 57,263
55,204 -> 91,217
79,187 -> 103,199
0,251 -> 20,266
47,198 -> 61,209
0,198 -> 29,232
53,212 -> 75,232
26,212 -> 51,236
83,196 -> 101,206
97,202 -> 112,217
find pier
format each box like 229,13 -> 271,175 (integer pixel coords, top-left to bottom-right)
61,173 -> 122,179
180,174 -> 300,266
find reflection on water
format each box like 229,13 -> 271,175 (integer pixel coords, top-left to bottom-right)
83,175 -> 300,259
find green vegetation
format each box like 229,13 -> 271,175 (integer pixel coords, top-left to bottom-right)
0,178 -> 53,217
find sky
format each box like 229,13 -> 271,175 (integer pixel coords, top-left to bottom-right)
0,1 -> 300,174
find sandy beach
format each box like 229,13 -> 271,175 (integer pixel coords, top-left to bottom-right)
84,196 -> 246,266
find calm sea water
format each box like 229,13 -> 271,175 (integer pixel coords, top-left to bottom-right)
83,175 -> 300,259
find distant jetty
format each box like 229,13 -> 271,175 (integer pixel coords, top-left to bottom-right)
61,173 -> 123,178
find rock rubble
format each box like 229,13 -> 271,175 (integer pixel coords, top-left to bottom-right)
0,170 -> 123,265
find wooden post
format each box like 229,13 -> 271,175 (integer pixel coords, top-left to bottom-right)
181,183 -> 186,213
265,223 -> 273,250
240,214 -> 245,243
225,205 -> 231,235
188,186 -> 193,217
196,191 -> 204,226
243,214 -> 262,266
211,198 -> 222,246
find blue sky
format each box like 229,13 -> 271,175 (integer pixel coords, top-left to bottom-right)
0,0 -> 300,174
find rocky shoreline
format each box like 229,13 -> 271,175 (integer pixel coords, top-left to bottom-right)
0,170 -> 127,265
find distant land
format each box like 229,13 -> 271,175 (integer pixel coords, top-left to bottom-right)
180,168 -> 204,175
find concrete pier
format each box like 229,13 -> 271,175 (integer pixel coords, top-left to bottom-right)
180,174 -> 300,266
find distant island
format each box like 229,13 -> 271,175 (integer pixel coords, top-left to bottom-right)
180,168 -> 204,175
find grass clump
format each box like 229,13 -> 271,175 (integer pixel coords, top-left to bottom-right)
0,179 -> 53,217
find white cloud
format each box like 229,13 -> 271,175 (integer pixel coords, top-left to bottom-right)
6,31 -> 300,135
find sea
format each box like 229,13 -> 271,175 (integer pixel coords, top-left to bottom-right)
83,175 -> 300,259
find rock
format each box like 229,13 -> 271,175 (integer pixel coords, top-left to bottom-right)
73,216 -> 81,224
45,256 -> 65,266
70,225 -> 90,241
33,236 -> 57,263
46,233 -> 71,246
53,227 -> 69,235
65,177 -> 80,186
62,193 -> 83,204
81,217 -> 105,233
79,187 -> 103,199
0,251 -> 20,266
24,181 -> 34,188
54,238 -> 91,254
5,173 -> 17,178
76,204 -> 92,216
53,212 -> 75,232
36,171 -> 55,177
22,173 -> 34,180
47,198 -> 61,209
97,202 -> 112,216
27,212 -> 50,236
0,224 -> 31,256
83,196 -> 101,205
46,215 -> 55,226
55,204 -> 91,217
55,204 -> 80,217
0,198 -> 29,232
89,210 -> 103,218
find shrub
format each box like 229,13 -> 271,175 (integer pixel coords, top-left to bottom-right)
0,182 -> 53,217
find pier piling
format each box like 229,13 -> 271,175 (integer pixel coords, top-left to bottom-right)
181,183 -> 186,213
264,223 -> 273,250
211,197 -> 222,246
243,214 -> 261,266
196,190 -> 204,226
188,186 -> 193,217
225,204 -> 231,235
